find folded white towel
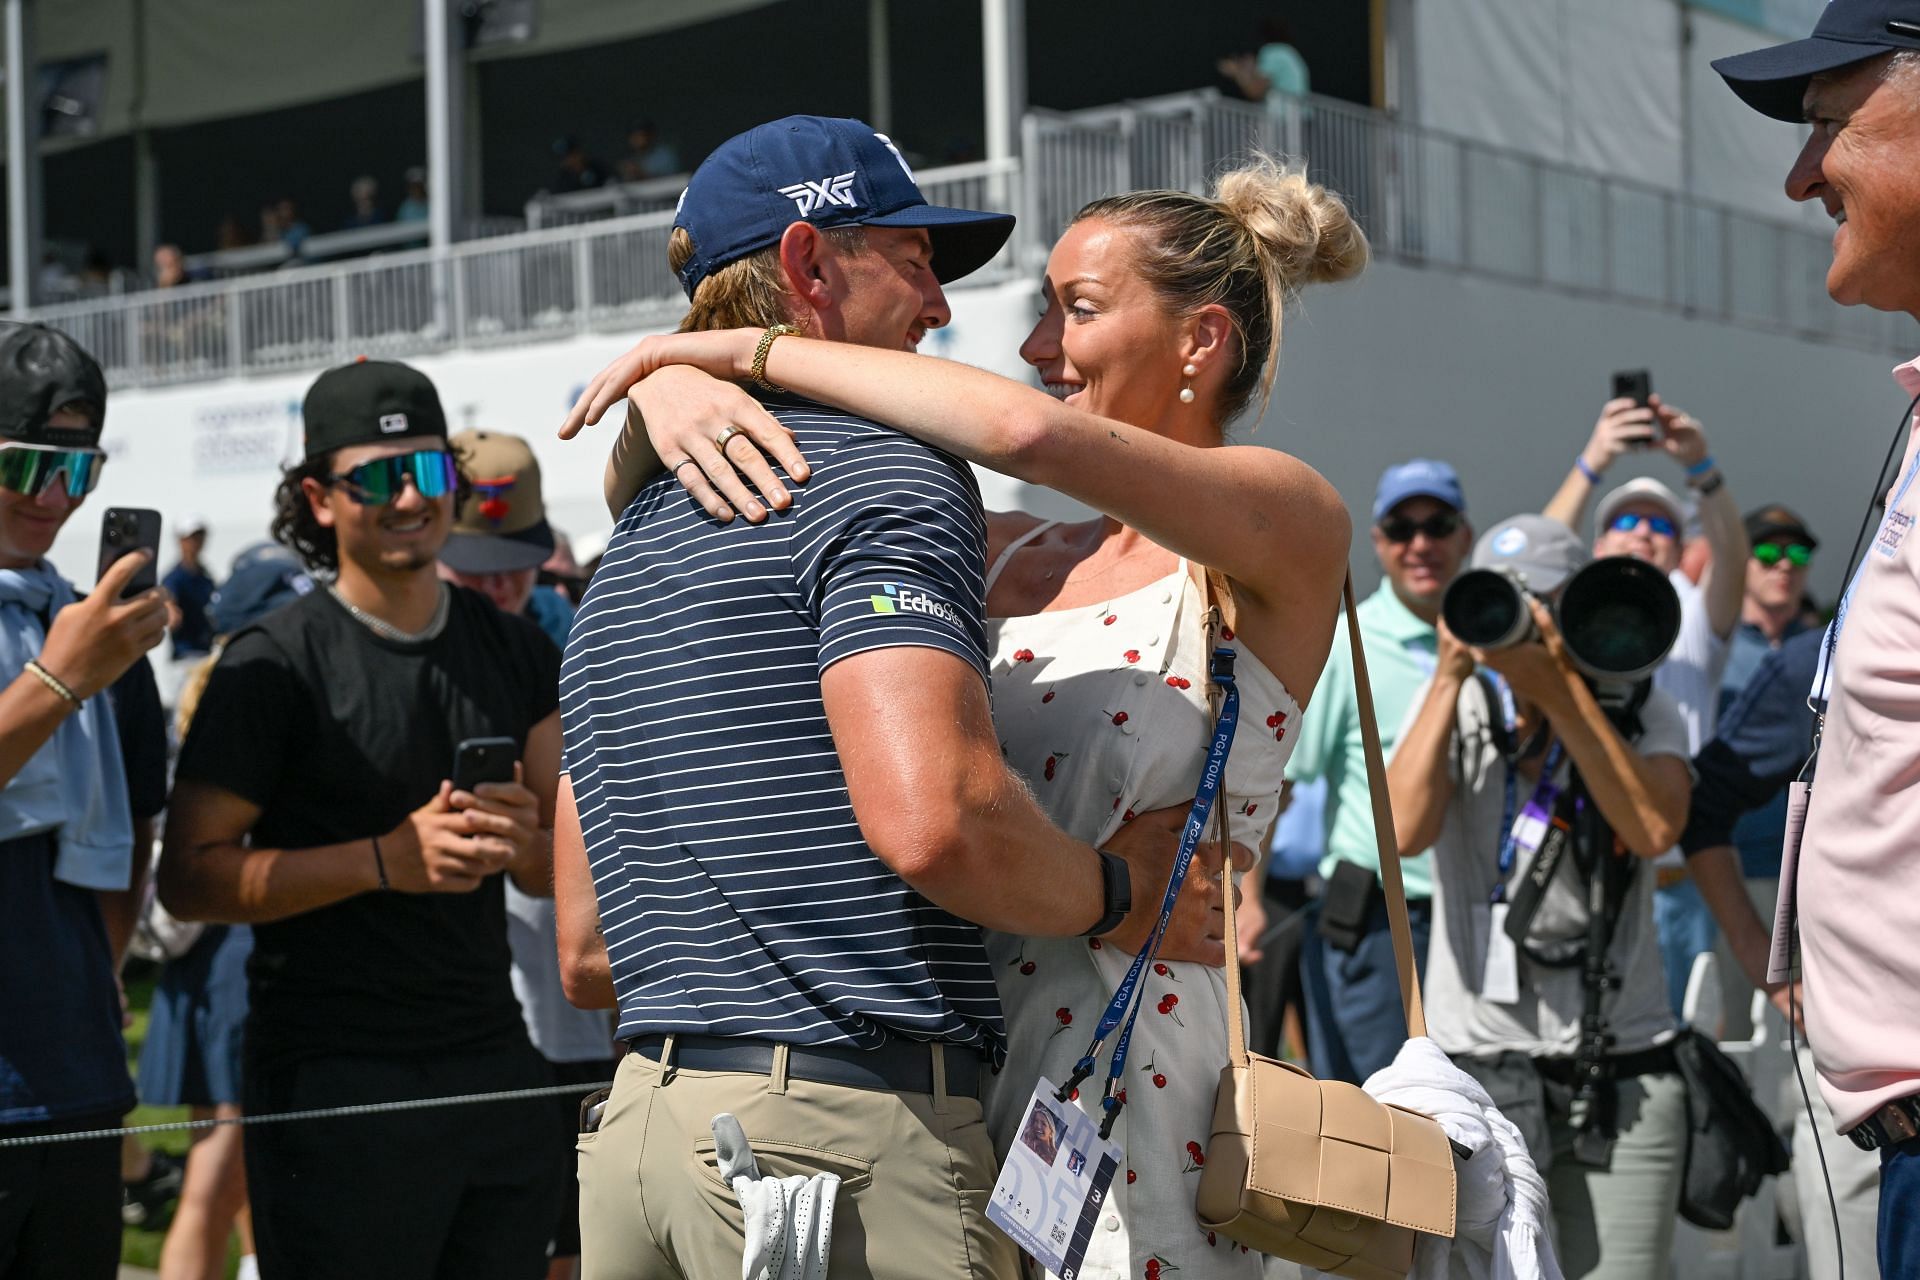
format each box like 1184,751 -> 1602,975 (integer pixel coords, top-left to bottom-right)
711,1112 -> 840,1280
1308,1038 -> 1562,1280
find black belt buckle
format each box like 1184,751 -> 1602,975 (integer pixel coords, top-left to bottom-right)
1851,1094 -> 1920,1151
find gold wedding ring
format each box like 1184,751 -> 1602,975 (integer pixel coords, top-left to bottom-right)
714,425 -> 743,451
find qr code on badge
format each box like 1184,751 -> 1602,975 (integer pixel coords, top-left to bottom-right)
1050,1223 -> 1068,1246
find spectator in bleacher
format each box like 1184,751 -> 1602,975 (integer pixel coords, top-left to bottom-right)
343,175 -> 386,230
1218,19 -> 1311,107
396,167 -> 430,224
152,244 -> 193,290
273,198 -> 311,256
214,215 -> 253,251
0,323 -> 171,1280
617,119 -> 681,182
159,359 -> 565,1279
550,137 -> 608,195
161,515 -> 217,660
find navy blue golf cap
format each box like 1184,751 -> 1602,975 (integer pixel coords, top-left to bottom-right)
672,115 -> 1016,298
1713,0 -> 1920,121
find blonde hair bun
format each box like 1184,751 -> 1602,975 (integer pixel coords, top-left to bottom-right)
1213,157 -> 1368,292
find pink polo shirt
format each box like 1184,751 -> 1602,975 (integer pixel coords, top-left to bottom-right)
1801,356 -> 1920,1132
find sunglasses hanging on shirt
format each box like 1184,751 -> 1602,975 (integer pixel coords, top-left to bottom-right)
326,449 -> 459,506
0,442 -> 106,500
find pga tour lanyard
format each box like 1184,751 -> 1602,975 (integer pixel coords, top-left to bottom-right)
1057,644 -> 1240,1140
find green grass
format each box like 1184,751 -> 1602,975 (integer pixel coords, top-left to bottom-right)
120,960 -> 242,1278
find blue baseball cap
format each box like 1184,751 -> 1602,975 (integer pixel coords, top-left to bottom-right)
672,115 -> 1016,298
1713,0 -> 1920,121
212,542 -> 313,636
1372,459 -> 1467,523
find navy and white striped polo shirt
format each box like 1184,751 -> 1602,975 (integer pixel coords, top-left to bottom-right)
560,397 -> 1005,1060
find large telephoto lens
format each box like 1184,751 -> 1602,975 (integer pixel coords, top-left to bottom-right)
1441,568 -> 1534,650
1556,556 -> 1681,683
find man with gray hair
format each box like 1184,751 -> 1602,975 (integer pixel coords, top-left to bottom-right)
1714,3 -> 1920,1271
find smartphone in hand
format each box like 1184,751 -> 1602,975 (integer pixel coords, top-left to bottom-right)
96,508 -> 162,599
1610,370 -> 1659,450
451,736 -> 519,792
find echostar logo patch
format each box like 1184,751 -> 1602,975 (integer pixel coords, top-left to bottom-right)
868,581 -> 960,624
778,171 -> 857,217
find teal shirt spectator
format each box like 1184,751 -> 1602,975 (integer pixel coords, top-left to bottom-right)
524,585 -> 575,650
1285,580 -> 1435,899
1257,41 -> 1311,103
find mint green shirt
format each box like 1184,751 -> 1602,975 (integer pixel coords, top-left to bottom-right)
1286,581 -> 1435,899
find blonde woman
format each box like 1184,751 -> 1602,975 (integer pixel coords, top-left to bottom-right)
566,159 -> 1365,1280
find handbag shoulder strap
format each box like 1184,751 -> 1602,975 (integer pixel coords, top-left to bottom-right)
1217,574 -> 1427,1067
1343,572 -> 1428,1040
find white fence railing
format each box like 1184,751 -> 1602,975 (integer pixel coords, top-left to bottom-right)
29,96 -> 1902,390
1024,89 -> 1908,357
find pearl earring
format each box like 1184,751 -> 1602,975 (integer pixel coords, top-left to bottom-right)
1180,362 -> 1197,404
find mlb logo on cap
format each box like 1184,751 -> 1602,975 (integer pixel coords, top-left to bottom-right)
672,115 -> 1015,299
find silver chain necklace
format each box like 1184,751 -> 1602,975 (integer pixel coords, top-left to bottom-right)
328,581 -> 451,644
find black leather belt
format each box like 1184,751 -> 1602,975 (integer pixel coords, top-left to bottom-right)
1534,1041 -> 1677,1087
626,1033 -> 985,1100
1848,1093 -> 1920,1151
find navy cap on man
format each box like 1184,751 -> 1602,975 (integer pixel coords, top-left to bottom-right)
673,116 -> 1015,297
1712,0 -> 1920,120
1372,458 -> 1466,522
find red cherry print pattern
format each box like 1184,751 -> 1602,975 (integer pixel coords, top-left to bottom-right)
1013,649 -> 1035,663
1122,807 -> 1137,823
1088,937 -> 1103,950
1141,1056 -> 1168,1088
1183,1142 -> 1206,1172
1110,711 -> 1129,726
1126,1168 -> 1137,1184
1104,614 -> 1117,626
1165,675 -> 1192,689
1265,710 -> 1290,741
1008,945 -> 1037,976
1153,962 -> 1181,983
1241,800 -> 1258,817
1050,1006 -> 1074,1038
1044,750 -> 1068,781
1124,649 -> 1141,663
1157,993 -> 1184,1026
1144,1257 -> 1179,1279
1221,625 -> 1234,640
1041,688 -> 1055,703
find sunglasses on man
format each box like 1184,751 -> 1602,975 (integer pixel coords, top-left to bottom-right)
326,449 -> 459,506
0,441 -> 107,500
1607,512 -> 1678,539
1752,541 -> 1813,568
1376,511 -> 1463,544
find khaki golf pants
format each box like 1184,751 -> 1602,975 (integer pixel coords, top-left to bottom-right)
577,1042 -> 1021,1279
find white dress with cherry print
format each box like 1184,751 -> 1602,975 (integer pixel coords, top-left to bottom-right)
981,521 -> 1301,1280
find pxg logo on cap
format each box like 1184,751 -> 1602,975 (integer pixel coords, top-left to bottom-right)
671,115 -> 1014,299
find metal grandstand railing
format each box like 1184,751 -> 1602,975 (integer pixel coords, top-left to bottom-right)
29,94 -> 1904,390
1024,89 -> 1908,357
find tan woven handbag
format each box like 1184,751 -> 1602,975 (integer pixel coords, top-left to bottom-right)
1193,574 -> 1457,1278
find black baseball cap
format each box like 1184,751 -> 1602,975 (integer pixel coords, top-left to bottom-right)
301,358 -> 449,462
0,322 -> 107,448
1712,0 -> 1920,121
673,115 -> 1015,298
1745,504 -> 1819,550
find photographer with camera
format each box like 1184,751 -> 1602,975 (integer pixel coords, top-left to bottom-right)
159,360 -> 565,1279
0,324 -> 171,1280
1387,515 -> 1692,1280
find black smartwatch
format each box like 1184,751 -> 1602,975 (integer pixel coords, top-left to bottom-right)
1082,849 -> 1132,937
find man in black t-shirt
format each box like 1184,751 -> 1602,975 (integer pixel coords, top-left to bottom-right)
160,360 -> 565,1280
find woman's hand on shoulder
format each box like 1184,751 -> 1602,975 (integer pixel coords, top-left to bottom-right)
632,367 -> 813,524
559,327 -> 761,440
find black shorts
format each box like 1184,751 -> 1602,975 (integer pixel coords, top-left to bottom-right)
244,1043 -> 565,1280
